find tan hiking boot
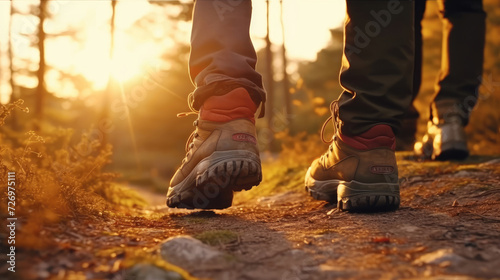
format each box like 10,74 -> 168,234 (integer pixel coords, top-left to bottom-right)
414,115 -> 469,161
415,100 -> 469,161
167,118 -> 262,209
305,102 -> 400,212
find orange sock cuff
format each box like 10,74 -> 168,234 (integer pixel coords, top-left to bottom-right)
200,88 -> 257,123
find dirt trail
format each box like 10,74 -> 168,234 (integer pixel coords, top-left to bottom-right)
7,155 -> 500,280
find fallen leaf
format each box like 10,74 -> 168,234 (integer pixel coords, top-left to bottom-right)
371,237 -> 390,243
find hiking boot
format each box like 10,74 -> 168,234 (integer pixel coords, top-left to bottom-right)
305,102 -> 400,212
415,99 -> 469,161
167,88 -> 262,209
414,114 -> 469,161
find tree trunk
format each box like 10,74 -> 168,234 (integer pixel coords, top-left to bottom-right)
264,0 -> 274,134
8,0 -> 19,130
101,0 -> 117,145
280,0 -> 291,126
34,0 -> 48,131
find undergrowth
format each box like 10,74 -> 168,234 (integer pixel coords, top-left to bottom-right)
0,100 -> 145,248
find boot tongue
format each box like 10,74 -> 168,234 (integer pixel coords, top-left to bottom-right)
339,124 -> 396,151
200,88 -> 257,123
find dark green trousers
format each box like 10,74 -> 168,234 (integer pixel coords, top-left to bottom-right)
338,0 -> 415,136
190,0 -> 417,136
412,0 -> 485,125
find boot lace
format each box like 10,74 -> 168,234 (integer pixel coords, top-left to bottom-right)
177,92 -> 200,163
320,100 -> 340,144
318,101 -> 340,162
176,92 -> 198,118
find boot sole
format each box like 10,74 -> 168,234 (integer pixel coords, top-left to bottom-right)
305,168 -> 400,212
337,181 -> 400,212
167,150 -> 262,209
434,141 -> 469,161
304,167 -> 338,202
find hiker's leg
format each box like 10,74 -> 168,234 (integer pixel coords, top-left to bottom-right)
397,0 -> 427,150
410,0 -> 427,116
414,0 -> 485,160
432,0 -> 485,124
305,1 -> 414,212
338,0 -> 415,136
189,0 -> 266,110
168,1 -> 263,209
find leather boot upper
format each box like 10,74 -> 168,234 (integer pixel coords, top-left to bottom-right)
309,134 -> 398,185
170,118 -> 259,187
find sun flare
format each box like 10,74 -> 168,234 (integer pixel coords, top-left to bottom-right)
0,0 -> 346,101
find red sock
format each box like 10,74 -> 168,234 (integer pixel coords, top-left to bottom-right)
339,124 -> 396,150
200,87 -> 257,123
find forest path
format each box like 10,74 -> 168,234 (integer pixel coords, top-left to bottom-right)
14,155 -> 500,280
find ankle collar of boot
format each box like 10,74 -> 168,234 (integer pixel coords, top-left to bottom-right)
431,100 -> 467,126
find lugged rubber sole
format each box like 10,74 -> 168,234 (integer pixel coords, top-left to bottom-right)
304,168 -> 338,202
305,168 -> 400,212
167,151 -> 262,209
435,141 -> 469,161
337,181 -> 400,212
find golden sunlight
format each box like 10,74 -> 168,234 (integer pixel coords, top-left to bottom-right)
0,0 -> 345,101
59,0 -> 155,89
251,0 -> 346,60
75,0 -> 345,91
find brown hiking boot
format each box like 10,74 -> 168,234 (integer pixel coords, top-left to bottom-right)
305,102 -> 400,212
167,88 -> 262,209
167,118 -> 262,209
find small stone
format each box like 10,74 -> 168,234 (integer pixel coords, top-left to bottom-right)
480,158 -> 500,166
439,261 -> 452,268
413,248 -> 466,266
453,170 -> 475,177
400,225 -> 420,232
327,209 -> 337,215
452,200 -> 459,207
160,236 -> 233,271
